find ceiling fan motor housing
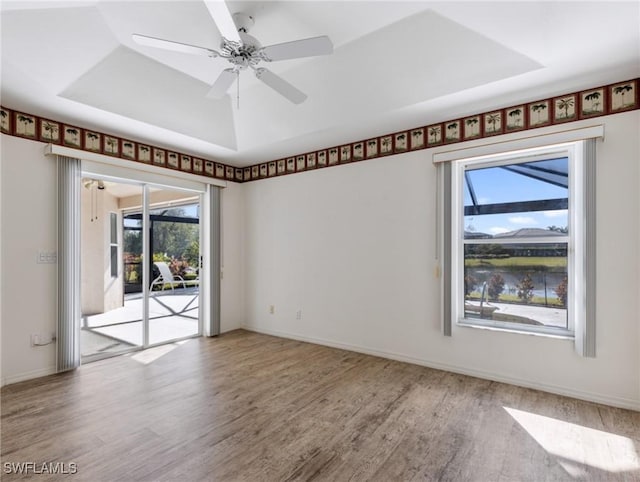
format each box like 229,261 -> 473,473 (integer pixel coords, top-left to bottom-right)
221,33 -> 262,69
220,14 -> 261,70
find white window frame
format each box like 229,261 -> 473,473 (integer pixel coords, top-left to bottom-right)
452,143 -> 582,338
435,126 -> 600,357
433,124 -> 605,357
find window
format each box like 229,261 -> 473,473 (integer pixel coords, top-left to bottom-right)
460,153 -> 571,334
441,137 -> 597,354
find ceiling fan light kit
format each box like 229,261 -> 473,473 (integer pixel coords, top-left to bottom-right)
132,6 -> 333,105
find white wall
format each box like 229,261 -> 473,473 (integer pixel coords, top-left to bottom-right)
0,135 -> 244,385
81,184 -> 104,314
0,129 -> 5,385
2,112 -> 638,410
81,188 -> 122,314
1,136 -> 58,383
242,111 -> 640,410
221,181 -> 244,333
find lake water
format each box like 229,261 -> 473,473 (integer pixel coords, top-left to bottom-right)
466,268 -> 566,301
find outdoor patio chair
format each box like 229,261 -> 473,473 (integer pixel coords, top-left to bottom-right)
150,261 -> 186,291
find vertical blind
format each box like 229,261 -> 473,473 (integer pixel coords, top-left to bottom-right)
441,162 -> 452,337
57,156 -> 82,372
581,138 -> 597,358
206,185 -> 221,336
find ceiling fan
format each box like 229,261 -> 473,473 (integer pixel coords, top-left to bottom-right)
132,1 -> 333,105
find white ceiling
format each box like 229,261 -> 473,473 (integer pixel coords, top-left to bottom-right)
2,1 -> 639,167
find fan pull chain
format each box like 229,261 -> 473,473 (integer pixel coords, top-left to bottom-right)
236,70 -> 240,109
91,184 -> 95,222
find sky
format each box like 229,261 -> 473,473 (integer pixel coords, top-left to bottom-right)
463,159 -> 568,236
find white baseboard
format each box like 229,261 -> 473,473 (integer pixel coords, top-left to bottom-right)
241,324 -> 640,412
1,366 -> 56,388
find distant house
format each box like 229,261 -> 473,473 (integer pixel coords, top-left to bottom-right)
464,230 -> 492,239
493,228 -> 566,239
494,228 -> 567,257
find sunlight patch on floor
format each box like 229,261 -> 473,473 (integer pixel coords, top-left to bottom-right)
504,406 -> 640,474
129,340 -> 190,365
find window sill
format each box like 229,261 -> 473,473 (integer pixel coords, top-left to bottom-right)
457,319 -> 575,340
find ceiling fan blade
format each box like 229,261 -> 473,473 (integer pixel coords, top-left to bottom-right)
254,68 -> 307,104
132,34 -> 219,57
206,68 -> 237,99
261,36 -> 333,62
204,0 -> 242,44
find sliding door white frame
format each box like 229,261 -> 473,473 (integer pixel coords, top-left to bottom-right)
50,144 -> 224,369
142,184 -> 150,348
80,168 -> 208,350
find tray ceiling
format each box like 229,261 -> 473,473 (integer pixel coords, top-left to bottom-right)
1,1 -> 639,166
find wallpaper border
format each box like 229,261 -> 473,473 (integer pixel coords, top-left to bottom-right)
243,78 -> 638,182
0,107 -> 242,182
1,78 -> 637,184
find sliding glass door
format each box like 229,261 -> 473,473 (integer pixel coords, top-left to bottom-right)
147,186 -> 201,345
81,177 -> 202,362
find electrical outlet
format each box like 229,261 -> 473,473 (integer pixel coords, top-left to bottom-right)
31,333 -> 55,346
269,305 -> 275,314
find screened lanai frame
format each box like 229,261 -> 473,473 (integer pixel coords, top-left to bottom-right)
463,155 -> 569,221
122,198 -> 201,296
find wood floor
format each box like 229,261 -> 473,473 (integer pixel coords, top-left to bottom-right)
1,330 -> 639,481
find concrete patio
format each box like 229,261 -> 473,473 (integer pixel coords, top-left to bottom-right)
81,287 -> 199,357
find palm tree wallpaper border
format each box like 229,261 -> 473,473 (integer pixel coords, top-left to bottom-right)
611,81 -> 637,112
40,119 -> 61,143
528,100 -> 551,128
0,78 -> 638,184
13,112 -> 37,139
505,106 -> 526,132
463,115 -> 481,140
580,88 -> 606,118
83,130 -> 102,152
553,94 -> 578,123
410,129 -> 425,150
1,109 -> 11,134
483,111 -> 504,136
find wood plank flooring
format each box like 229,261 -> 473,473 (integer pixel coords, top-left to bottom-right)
1,329 -> 639,481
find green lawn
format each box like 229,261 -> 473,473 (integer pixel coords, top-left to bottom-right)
467,292 -> 564,307
465,256 -> 567,269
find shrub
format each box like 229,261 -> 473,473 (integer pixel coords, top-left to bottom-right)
169,257 -> 190,277
464,274 -> 478,297
555,276 -> 568,306
516,274 -> 535,303
487,273 -> 505,301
